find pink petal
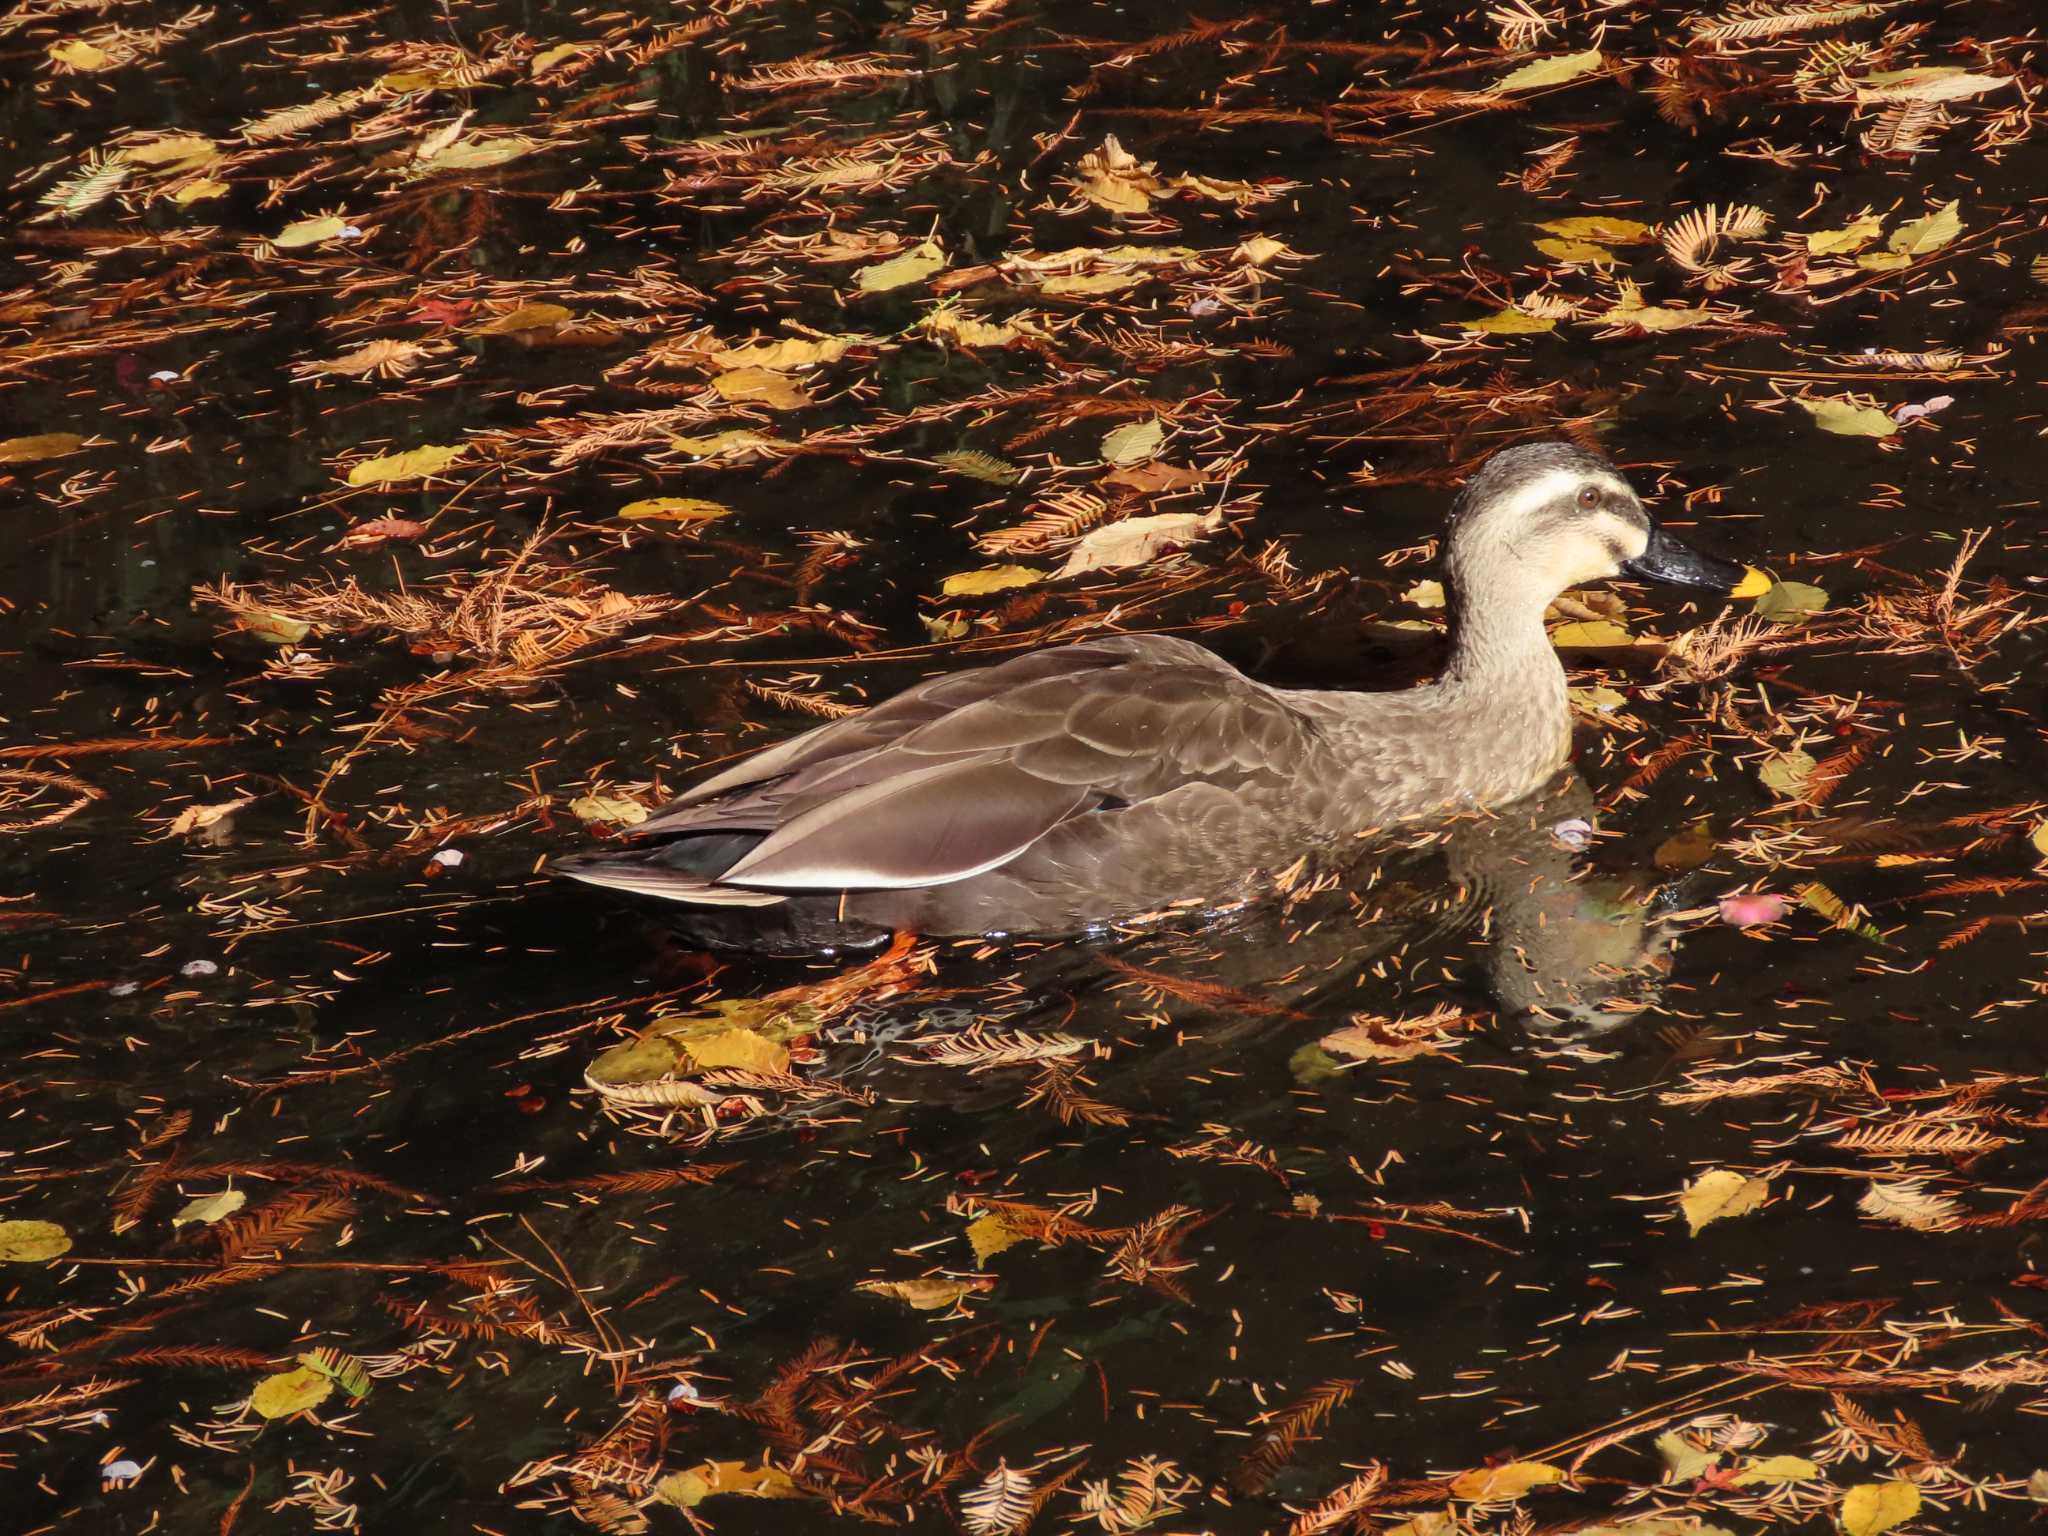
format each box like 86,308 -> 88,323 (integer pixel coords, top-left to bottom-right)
1719,892 -> 1789,928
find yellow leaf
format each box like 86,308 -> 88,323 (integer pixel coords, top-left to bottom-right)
857,1276 -> 994,1311
681,1027 -> 790,1076
2029,821 -> 2048,862
1681,1168 -> 1770,1235
274,214 -> 351,249
1593,300 -> 1714,332
1449,1461 -> 1566,1501
712,335 -> 864,371
171,178 -> 229,204
1760,749 -> 1817,800
49,40 -> 112,71
585,1036 -> 683,1087
1461,306 -> 1555,335
713,367 -> 813,410
1536,215 -> 1656,244
1492,49 -> 1603,93
618,497 -> 732,523
123,134 -> 218,168
1654,821 -> 1716,871
1735,1454 -> 1821,1485
1888,201 -> 1961,259
1731,566 -> 1773,599
569,794 -> 650,827
242,611 -> 311,646
856,239 -> 946,293
1856,68 -> 2009,105
0,1219 -> 72,1263
1534,237 -> 1616,265
655,1460 -> 800,1508
531,43 -> 587,75
1841,1480 -> 1920,1536
1655,1430 -> 1721,1482
1570,685 -> 1629,715
414,136 -> 543,173
1039,269 -> 1143,295
1549,619 -> 1636,649
1855,251 -> 1913,272
1807,214 -> 1884,256
0,432 -> 87,463
171,1190 -> 247,1228
967,1212 -> 1032,1266
476,302 -> 573,334
942,565 -> 1043,597
669,430 -> 788,459
1403,579 -> 1446,609
1101,417 -> 1166,465
1795,397 -> 1896,438
250,1366 -> 332,1419
346,443 -> 469,485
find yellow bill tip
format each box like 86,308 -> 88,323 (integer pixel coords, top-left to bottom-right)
1730,566 -> 1772,600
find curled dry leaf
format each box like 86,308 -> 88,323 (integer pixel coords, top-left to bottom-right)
857,1275 -> 995,1311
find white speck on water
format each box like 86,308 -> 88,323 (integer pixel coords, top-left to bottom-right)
180,959 -> 218,978
110,981 -> 140,997
1551,817 -> 1595,850
430,848 -> 465,868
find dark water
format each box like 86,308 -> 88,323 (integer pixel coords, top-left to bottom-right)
4,1 -> 2048,1531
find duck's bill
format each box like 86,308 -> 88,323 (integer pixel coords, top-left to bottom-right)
1624,524 -> 1760,596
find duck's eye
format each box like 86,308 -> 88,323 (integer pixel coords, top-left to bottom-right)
1576,485 -> 1603,512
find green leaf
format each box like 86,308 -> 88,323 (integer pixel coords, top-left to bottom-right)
1534,215 -> 1656,244
1753,580 -> 1829,624
1460,306 -> 1555,335
1533,236 -> 1616,266
1887,200 -> 1961,259
1760,749 -> 1818,800
1492,49 -> 1602,93
1807,214 -> 1884,256
1101,417 -> 1166,465
855,239 -> 946,293
0,1220 -> 72,1263
1795,397 -> 1896,438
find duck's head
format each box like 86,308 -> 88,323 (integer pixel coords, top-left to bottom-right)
1444,442 -> 1759,608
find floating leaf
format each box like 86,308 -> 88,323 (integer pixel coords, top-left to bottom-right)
618,496 -> 732,523
0,1220 -> 73,1263
299,1348 -> 371,1400
1795,397 -> 1896,438
713,367 -> 812,410
1753,580 -> 1829,624
1655,1431 -> 1721,1482
475,302 -> 573,334
274,214 -> 352,249
1101,417 -> 1166,465
250,1366 -> 332,1419
1549,619 -> 1636,649
855,239 -> 946,293
346,443 -> 468,485
413,135 -> 544,174
655,1461 -> 800,1508
1535,215 -> 1656,244
49,40 -> 113,71
1533,237 -> 1615,266
0,432 -> 87,463
681,1027 -> 790,1076
1887,200 -> 1962,259
1759,749 -> 1818,800
172,178 -> 230,204
1681,1168 -> 1770,1234
1448,1461 -> 1566,1501
2029,821 -> 2048,862
1719,892 -> 1789,928
1058,510 -> 1222,578
1492,49 -> 1603,93
1735,1455 -> 1822,1485
858,1276 -> 994,1311
1655,821 -> 1716,871
123,134 -> 219,169
935,449 -> 1023,485
1807,214 -> 1884,256
943,565 -> 1043,597
171,1190 -> 246,1228
569,794 -> 650,827
1731,566 -> 1773,599
585,1036 -> 682,1087
967,1212 -> 1033,1266
669,430 -> 789,459
242,611 -> 312,647
1855,68 -> 2010,105
712,335 -> 865,371
1460,306 -> 1555,335
1840,1480 -> 1920,1536
1403,579 -> 1446,609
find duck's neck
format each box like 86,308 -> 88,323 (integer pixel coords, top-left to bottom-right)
1434,588 -> 1572,801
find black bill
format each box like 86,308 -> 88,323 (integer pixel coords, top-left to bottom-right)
1623,523 -> 1751,594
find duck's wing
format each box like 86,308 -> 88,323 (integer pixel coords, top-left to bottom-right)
576,635 -> 1317,897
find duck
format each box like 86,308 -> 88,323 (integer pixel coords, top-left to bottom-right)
553,441 -> 1757,944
